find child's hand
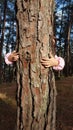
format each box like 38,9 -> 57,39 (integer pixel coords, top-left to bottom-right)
41,57 -> 59,68
8,51 -> 19,62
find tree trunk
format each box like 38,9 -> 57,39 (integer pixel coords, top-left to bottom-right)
0,0 -> 7,82
64,21 -> 71,76
16,0 -> 56,130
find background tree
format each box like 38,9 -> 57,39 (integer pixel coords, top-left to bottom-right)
0,0 -> 7,82
0,0 -> 16,82
16,0 -> 57,130
55,0 -> 73,76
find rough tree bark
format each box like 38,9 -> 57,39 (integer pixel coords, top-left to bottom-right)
16,0 -> 56,130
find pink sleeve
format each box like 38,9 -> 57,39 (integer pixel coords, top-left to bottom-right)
5,53 -> 13,65
53,55 -> 65,71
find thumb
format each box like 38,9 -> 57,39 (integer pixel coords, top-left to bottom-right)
12,50 -> 16,54
49,52 -> 54,58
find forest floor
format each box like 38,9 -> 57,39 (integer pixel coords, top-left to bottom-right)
56,76 -> 73,130
0,77 -> 73,130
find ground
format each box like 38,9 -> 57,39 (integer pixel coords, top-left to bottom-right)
56,76 -> 73,130
0,77 -> 73,130
0,82 -> 17,130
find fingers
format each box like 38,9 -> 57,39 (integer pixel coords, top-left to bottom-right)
41,62 -> 51,68
41,58 -> 50,61
41,58 -> 52,68
12,51 -> 19,56
43,65 -> 50,68
41,60 -> 50,65
41,57 -> 59,68
10,51 -> 19,62
13,55 -> 19,61
12,50 -> 16,54
41,62 -> 51,66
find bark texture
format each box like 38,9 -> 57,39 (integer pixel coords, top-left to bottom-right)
16,0 -> 56,130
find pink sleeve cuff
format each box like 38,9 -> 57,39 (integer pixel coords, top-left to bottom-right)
5,53 -> 13,65
53,55 -> 65,71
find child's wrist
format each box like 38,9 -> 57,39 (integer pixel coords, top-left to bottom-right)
53,55 -> 65,70
5,53 -> 13,65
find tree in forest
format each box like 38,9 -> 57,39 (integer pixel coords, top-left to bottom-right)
63,0 -> 73,76
0,0 -> 7,82
16,0 -> 57,130
0,0 -> 16,82
55,0 -> 73,76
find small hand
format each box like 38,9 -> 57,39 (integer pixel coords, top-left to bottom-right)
8,51 -> 19,62
41,57 -> 59,68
